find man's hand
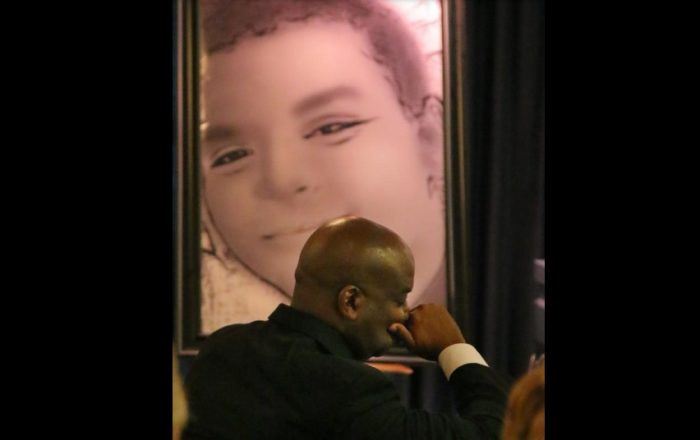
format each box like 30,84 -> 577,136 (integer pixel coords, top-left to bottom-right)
389,304 -> 466,361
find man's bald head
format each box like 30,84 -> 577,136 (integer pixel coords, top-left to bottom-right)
292,216 -> 414,310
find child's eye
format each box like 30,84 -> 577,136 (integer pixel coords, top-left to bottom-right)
303,118 -> 373,140
211,148 -> 253,168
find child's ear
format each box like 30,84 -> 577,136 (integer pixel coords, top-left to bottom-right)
415,99 -> 444,174
337,285 -> 365,320
201,194 -> 230,261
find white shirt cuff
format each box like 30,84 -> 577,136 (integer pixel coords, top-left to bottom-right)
437,343 -> 488,380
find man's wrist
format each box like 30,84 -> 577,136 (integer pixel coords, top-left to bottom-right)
437,343 -> 488,379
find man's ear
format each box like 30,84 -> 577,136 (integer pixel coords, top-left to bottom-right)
337,285 -> 364,320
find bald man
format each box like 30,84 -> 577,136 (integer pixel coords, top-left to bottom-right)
183,217 -> 508,440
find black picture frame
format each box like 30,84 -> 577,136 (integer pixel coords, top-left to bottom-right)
175,0 -> 202,355
175,0 -> 470,359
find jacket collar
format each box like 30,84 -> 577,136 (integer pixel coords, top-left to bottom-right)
269,304 -> 356,360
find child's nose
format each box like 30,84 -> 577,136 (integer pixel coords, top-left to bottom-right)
254,138 -> 314,199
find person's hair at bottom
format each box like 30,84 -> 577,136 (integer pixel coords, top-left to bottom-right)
502,360 -> 545,440
173,346 -> 188,439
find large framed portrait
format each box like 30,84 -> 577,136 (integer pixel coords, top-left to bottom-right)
176,0 -> 468,358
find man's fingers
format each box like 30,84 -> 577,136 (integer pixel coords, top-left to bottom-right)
389,323 -> 415,348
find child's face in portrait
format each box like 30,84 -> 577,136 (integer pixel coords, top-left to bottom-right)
201,21 -> 444,303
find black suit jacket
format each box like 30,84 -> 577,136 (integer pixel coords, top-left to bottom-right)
183,304 -> 508,440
